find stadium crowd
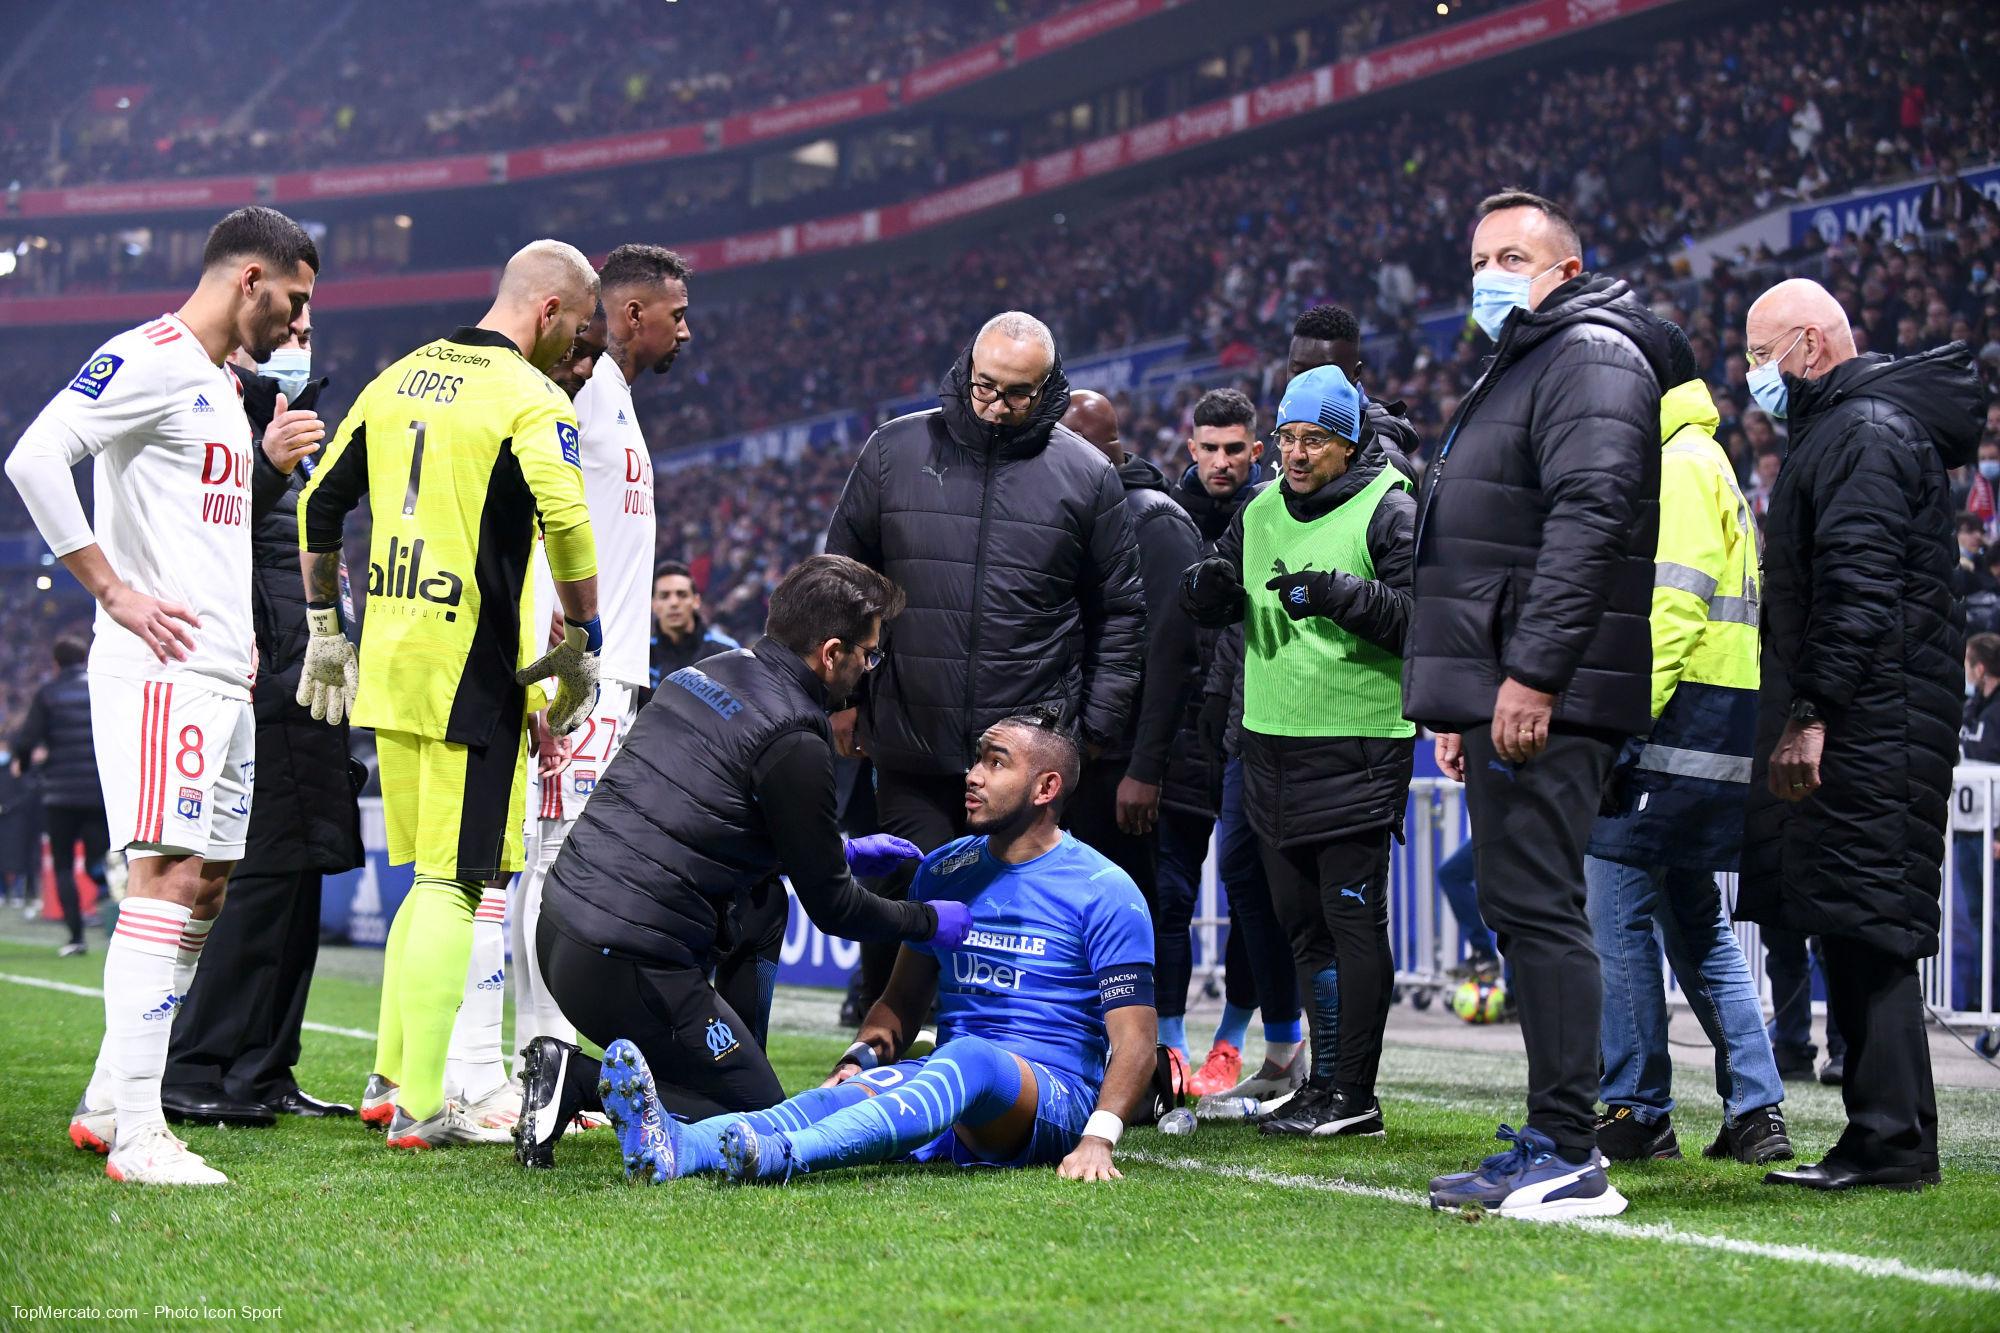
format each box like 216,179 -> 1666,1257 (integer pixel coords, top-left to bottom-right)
0,0 -> 1990,1225
0,0 -> 1537,192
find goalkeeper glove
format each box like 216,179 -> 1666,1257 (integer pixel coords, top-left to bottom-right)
516,615 -> 602,735
296,604 -> 359,725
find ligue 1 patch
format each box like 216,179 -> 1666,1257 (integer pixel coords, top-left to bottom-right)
68,352 -> 125,400
557,420 -> 581,468
176,786 -> 204,820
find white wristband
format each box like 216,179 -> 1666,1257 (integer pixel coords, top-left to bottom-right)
1083,1110 -> 1124,1146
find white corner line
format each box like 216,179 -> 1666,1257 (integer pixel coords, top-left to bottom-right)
5,966 -> 1997,1297
0,971 -> 376,1042
1120,1151 -> 2000,1296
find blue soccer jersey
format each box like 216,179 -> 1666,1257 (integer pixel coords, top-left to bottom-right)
910,832 -> 1155,1086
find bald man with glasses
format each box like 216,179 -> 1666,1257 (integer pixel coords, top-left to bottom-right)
826,311 -> 1146,1018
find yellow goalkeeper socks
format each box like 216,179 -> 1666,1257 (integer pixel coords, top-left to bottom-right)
387,876 -> 479,1121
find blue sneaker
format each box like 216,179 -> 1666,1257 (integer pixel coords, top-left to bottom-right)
1428,1124 -> 1627,1220
597,1039 -> 677,1184
718,1119 -> 800,1184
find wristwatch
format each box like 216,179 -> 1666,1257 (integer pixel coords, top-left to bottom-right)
1788,695 -> 1823,725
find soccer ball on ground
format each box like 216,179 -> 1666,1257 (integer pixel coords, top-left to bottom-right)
1452,977 -> 1507,1024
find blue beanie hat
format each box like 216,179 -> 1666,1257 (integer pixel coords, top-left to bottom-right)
1275,365 -> 1365,443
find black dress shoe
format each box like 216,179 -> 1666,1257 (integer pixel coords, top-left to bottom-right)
161,1086 -> 278,1127
266,1088 -> 357,1118
1763,1158 -> 1932,1192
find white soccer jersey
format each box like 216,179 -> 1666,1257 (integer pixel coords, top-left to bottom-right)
7,315 -> 256,700
572,358 -> 656,688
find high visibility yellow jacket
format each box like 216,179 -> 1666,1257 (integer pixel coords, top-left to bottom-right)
1589,379 -> 1760,870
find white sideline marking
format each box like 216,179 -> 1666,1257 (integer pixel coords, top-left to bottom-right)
0,972 -> 376,1041
1123,1152 -> 2000,1295
5,967 -> 1996,1295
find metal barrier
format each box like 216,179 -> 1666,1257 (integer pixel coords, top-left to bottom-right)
1187,768 -> 2000,1032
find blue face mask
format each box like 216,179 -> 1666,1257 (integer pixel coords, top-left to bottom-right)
261,347 -> 311,401
1746,328 -> 1804,420
1470,262 -> 1564,341
1982,461 -> 2000,482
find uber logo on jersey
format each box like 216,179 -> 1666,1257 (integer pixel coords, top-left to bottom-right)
557,421 -> 581,468
68,353 -> 125,400
953,954 -> 1024,991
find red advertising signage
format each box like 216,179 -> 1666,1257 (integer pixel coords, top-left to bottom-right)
0,0 -> 1679,319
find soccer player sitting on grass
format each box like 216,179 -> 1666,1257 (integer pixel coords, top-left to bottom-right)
597,710 -> 1159,1183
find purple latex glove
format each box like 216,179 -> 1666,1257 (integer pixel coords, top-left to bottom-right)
844,833 -> 922,878
928,899 -> 973,949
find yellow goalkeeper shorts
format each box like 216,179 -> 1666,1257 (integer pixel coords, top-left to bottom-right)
375,721 -> 528,882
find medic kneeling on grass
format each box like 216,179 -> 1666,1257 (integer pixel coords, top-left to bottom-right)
595,710 -> 1162,1183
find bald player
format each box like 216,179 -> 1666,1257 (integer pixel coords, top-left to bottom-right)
299,239 -> 602,1149
1060,391 -> 1200,1032
1739,277 -> 1982,1192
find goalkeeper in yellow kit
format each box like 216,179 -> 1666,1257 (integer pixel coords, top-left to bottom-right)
296,240 -> 602,1148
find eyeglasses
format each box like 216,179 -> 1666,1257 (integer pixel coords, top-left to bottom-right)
968,376 -> 1047,408
847,642 -> 884,671
1746,326 -> 1804,368
1270,428 -> 1346,451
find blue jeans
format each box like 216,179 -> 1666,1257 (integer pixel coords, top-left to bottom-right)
1436,839 -> 1498,960
1585,856 -> 1785,1125
1950,833 -> 1999,1012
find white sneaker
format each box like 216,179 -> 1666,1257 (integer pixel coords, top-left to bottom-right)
105,1125 -> 228,1185
1224,1044 -> 1307,1100
69,1095 -> 115,1154
385,1101 -> 514,1150
360,1073 -> 398,1129
459,1079 -> 524,1132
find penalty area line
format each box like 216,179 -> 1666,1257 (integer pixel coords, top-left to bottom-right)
1121,1151 -> 2000,1295
0,971 -> 377,1041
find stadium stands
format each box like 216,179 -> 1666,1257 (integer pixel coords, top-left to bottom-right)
0,0 -> 1996,736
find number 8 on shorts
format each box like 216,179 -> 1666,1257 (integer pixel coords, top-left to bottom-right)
89,675 -> 257,862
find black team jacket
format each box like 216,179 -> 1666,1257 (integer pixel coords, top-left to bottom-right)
541,637 -> 941,968
825,342 -> 1145,775
1739,343 -> 1985,961
1403,274 -> 1670,736
239,369 -> 364,874
1099,455 -> 1200,789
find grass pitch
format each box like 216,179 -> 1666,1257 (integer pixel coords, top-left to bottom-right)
1,933 -> 1997,1331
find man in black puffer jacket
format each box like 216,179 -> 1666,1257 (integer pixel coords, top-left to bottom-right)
1409,192 -> 1668,1216
1058,390 -> 1200,915
1743,279 -> 1985,1194
825,312 -> 1144,1012
165,322 -> 365,1125
14,633 -> 103,956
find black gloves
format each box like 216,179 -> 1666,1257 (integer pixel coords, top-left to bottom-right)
1264,562 -> 1362,623
1182,557 -> 1244,627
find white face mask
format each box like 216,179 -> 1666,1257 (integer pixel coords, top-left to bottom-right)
261,346 -> 311,400
1470,262 -> 1566,340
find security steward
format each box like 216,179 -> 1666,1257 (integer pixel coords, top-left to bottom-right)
516,555 -> 972,1166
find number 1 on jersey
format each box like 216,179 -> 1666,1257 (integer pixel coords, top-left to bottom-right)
402,420 -> 428,516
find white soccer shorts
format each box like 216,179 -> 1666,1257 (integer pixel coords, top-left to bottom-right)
90,674 -> 255,862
